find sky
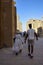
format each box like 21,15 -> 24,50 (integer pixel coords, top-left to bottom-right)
14,0 -> 43,31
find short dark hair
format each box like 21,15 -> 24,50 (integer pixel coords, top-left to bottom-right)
28,24 -> 32,28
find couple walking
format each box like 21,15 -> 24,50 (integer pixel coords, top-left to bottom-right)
12,24 -> 38,59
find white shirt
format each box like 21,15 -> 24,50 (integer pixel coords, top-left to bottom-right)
27,29 -> 35,40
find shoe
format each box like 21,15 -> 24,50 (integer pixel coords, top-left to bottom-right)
19,49 -> 22,53
30,53 -> 33,59
28,53 -> 31,56
30,55 -> 33,59
15,53 -> 18,56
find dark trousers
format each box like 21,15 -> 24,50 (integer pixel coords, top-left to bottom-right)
28,39 -> 34,54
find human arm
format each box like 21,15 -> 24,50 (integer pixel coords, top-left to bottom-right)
34,32 -> 38,40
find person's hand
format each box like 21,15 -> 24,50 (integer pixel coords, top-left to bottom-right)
36,37 -> 38,40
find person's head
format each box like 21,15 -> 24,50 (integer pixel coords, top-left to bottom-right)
28,24 -> 32,29
16,30 -> 20,34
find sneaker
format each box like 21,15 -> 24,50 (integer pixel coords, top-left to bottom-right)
30,56 -> 33,59
30,55 -> 33,59
19,49 -> 22,53
15,53 -> 18,56
28,53 -> 31,56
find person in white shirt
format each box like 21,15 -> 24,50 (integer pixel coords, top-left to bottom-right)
26,24 -> 38,58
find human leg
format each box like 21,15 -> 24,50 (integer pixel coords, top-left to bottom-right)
30,40 -> 34,58
31,44 -> 33,54
28,39 -> 31,56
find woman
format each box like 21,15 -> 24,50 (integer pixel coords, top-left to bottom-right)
12,32 -> 23,55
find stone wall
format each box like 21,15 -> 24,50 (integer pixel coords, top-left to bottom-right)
0,0 -> 17,48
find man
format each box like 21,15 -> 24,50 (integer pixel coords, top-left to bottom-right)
26,24 -> 38,58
